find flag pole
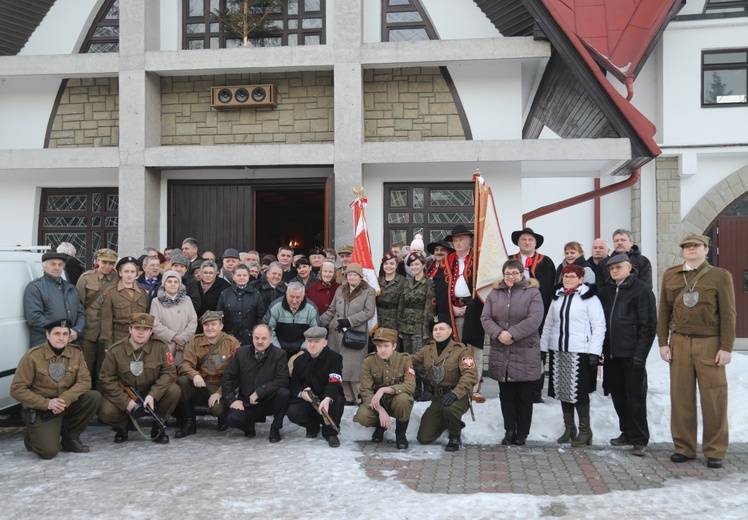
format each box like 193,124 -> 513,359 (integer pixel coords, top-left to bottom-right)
472,166 -> 482,298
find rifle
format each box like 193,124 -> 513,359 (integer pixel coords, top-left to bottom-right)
118,381 -> 168,434
305,390 -> 340,434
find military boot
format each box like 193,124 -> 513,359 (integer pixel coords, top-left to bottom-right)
445,434 -> 461,452
175,400 -> 196,439
419,379 -> 432,402
413,377 -> 424,401
395,420 -> 409,450
571,417 -> 593,447
151,423 -> 169,444
557,413 -> 577,443
371,425 -> 385,443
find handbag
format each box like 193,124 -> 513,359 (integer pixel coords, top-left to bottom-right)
341,299 -> 368,350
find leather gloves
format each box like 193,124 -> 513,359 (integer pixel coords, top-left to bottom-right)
441,392 -> 457,406
335,318 -> 351,333
631,357 -> 645,370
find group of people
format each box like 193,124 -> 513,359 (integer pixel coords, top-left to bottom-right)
12,225 -> 736,470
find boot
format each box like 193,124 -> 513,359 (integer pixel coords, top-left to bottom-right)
61,437 -> 90,453
217,417 -> 228,432
418,379 -> 432,402
501,430 -> 516,446
413,377 -> 423,401
175,400 -> 196,439
445,434 -> 461,452
269,426 -> 281,443
371,425 -> 385,443
571,417 -> 592,447
114,428 -> 129,443
557,413 -> 577,443
395,420 -> 409,450
151,422 -> 169,444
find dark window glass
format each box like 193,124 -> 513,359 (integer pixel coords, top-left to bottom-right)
382,0 -> 436,42
702,50 -> 748,106
81,0 -> 120,53
704,0 -> 747,14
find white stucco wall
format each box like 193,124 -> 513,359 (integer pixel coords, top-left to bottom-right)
160,0 -> 180,51
422,0 -> 500,40
20,0 -> 101,56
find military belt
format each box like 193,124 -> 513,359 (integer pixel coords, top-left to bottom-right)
431,385 -> 455,396
672,331 -> 715,339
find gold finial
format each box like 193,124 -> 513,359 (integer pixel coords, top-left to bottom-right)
352,186 -> 365,197
474,166 -> 481,177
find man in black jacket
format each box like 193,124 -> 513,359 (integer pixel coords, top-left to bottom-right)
222,323 -> 290,443
598,229 -> 653,289
598,253 -> 657,456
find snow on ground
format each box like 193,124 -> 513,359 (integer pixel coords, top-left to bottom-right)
1,350 -> 746,519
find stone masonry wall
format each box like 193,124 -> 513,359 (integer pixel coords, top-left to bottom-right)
47,78 -> 119,148
656,156 -> 684,279
160,71 -> 334,145
364,67 -> 465,142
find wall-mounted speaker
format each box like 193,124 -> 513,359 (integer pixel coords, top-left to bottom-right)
210,84 -> 277,109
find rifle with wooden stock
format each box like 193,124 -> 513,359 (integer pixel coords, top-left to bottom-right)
118,381 -> 168,433
305,389 -> 340,434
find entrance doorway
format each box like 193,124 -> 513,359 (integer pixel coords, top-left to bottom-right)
254,188 -> 326,256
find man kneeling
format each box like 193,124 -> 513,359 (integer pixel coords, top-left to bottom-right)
353,328 -> 415,449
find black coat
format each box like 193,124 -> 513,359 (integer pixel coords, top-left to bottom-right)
290,347 -> 344,402
216,284 -> 266,346
198,277 -> 230,317
63,256 -> 85,286
221,344 -> 289,406
597,245 -> 652,289
250,277 -> 287,311
432,251 -> 485,347
183,276 -> 202,317
598,274 -> 657,360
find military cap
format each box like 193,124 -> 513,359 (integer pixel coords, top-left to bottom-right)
679,233 -> 709,248
129,313 -> 155,328
371,327 -> 398,344
223,248 -> 240,259
406,251 -> 426,266
432,314 -> 453,330
304,326 -> 328,340
44,318 -> 71,330
116,256 -> 140,270
200,310 -> 224,324
42,251 -> 69,262
337,245 -> 353,255
381,251 -> 397,263
170,253 -> 188,267
607,253 -> 630,266
96,248 -> 118,262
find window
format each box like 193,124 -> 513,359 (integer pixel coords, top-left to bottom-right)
381,0 -> 436,42
702,50 -> 748,106
183,0 -> 325,49
704,0 -> 747,14
384,183 -> 474,249
81,0 -> 119,53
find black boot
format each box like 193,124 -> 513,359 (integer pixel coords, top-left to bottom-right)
371,425 -> 385,443
395,420 -> 409,450
512,434 -> 527,446
114,428 -> 129,443
413,378 -> 423,401
151,422 -> 169,444
269,426 -> 281,443
415,378 -> 432,402
445,434 -> 461,452
501,430 -> 516,446
175,400 -> 196,439
217,417 -> 228,432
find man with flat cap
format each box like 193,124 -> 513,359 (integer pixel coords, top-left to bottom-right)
175,311 -> 240,438
411,315 -> 478,451
658,233 -> 736,469
76,248 -> 120,386
24,251 -> 87,347
286,326 -> 345,447
354,328 -> 415,449
222,323 -> 290,443
98,313 -> 180,444
219,248 -> 241,285
11,319 -> 101,459
598,253 -> 657,457
433,224 -> 486,401
509,227 -> 556,403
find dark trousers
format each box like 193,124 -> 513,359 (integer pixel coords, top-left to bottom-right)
532,351 -> 547,399
286,396 -> 345,437
417,392 -> 470,444
226,388 -> 291,433
498,381 -> 534,436
606,357 -> 649,445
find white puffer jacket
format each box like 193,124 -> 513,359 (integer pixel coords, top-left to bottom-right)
540,283 -> 605,355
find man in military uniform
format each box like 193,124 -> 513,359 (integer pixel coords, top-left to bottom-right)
76,248 -> 119,385
658,233 -> 736,469
174,311 -> 240,438
334,245 -> 353,284
287,326 -> 345,447
411,315 -> 478,451
222,324 -> 291,443
98,313 -> 180,444
10,319 -> 101,459
353,328 -> 415,449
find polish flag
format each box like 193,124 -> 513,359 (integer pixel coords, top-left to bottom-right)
350,195 -> 379,331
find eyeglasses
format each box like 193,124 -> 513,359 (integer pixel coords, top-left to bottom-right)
503,272 -> 522,278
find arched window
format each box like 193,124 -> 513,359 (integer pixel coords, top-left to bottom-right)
81,0 -> 119,53
381,0 -> 437,42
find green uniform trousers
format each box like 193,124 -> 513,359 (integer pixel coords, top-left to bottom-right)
24,390 -> 101,460
81,338 -> 108,384
354,392 -> 414,426
670,333 -> 729,459
417,392 -> 470,444
98,383 -> 180,430
177,376 -> 226,418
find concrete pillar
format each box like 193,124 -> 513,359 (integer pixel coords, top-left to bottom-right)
117,0 -> 162,254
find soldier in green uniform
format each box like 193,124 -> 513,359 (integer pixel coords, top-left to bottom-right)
99,256 -> 148,348
76,248 -> 119,385
411,314 -> 478,451
174,311 -> 240,438
376,252 -> 406,333
98,313 -> 180,444
10,319 -> 101,459
354,328 -> 415,449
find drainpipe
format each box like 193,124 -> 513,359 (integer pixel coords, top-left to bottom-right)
522,169 -> 640,228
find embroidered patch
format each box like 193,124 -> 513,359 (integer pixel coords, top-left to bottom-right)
461,356 -> 475,369
83,361 -> 89,371
328,373 -> 342,384
166,352 -> 175,365
407,366 -> 416,378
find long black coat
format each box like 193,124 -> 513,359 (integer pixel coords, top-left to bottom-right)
216,284 -> 266,346
222,344 -> 289,407
598,274 -> 657,360
290,347 -> 344,402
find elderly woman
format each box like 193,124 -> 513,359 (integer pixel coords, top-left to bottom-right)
541,264 -> 605,447
320,263 -> 376,405
100,256 -> 148,349
306,260 -> 340,316
555,241 -> 596,285
246,260 -> 261,281
480,259 -> 544,446
150,270 -> 198,366
377,251 -> 405,333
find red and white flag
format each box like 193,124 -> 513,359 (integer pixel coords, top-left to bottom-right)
350,195 -> 380,331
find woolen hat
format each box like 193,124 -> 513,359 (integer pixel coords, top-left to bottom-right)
511,227 -> 544,249
410,233 -> 424,252
347,263 -> 364,277
444,224 -> 474,242
170,253 -> 188,267
162,270 -> 182,283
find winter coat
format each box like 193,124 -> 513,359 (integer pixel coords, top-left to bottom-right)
555,256 -> 596,285
320,280 -> 376,381
216,283 -> 266,346
598,274 -> 657,360
509,252 -> 556,332
376,274 -> 405,331
198,277 -> 231,318
397,275 -> 435,337
136,272 -> 161,308
24,273 -> 86,346
290,347 -> 344,402
150,285 -> 198,366
597,245 -> 653,289
481,278 -> 544,383
540,283 -> 605,356
250,277 -> 287,311
221,344 -> 289,407
305,279 -> 340,316
266,296 -> 320,354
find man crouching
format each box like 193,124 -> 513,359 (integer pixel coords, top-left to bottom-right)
354,328 -> 415,449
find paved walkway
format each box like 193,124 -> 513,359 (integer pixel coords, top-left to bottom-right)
358,441 -> 748,496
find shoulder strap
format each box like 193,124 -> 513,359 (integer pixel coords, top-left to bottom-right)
198,333 -> 228,372
674,265 -> 711,304
84,276 -> 118,310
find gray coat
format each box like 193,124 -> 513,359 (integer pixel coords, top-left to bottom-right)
480,278 -> 543,383
320,280 -> 376,381
24,273 -> 86,346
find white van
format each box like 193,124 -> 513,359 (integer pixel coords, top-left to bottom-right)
0,249 -> 46,411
